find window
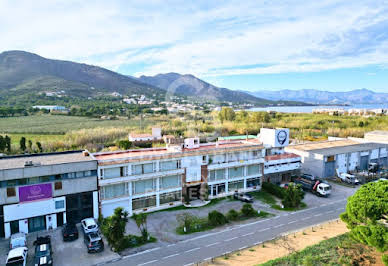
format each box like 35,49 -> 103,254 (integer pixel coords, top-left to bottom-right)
228,166 -> 244,178
228,180 -> 244,191
160,191 -> 181,205
132,163 -> 154,175
132,196 -> 156,210
247,177 -> 261,188
102,167 -> 121,178
100,183 -> 128,200
202,155 -> 207,163
327,156 -> 335,162
160,175 -> 181,189
132,179 -> 156,194
55,200 -> 65,209
28,176 -> 39,184
247,164 -> 261,176
40,176 -> 50,183
208,169 -> 226,182
55,182 -> 62,190
7,187 -> 16,197
160,160 -> 180,171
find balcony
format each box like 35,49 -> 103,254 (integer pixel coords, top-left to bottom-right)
208,158 -> 264,170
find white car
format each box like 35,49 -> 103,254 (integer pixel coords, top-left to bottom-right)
6,246 -> 28,266
10,232 -> 27,250
81,218 -> 99,234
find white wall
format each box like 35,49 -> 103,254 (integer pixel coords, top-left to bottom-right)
370,149 -> 379,160
348,152 -> 359,171
182,155 -> 202,182
93,191 -> 99,219
101,198 -> 131,218
336,154 -> 347,174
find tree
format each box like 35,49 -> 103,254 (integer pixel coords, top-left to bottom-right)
0,136 -> 5,152
281,183 -> 305,208
132,213 -> 148,241
20,137 -> 26,151
36,142 -> 43,153
241,203 -> 256,217
5,135 -> 11,152
101,207 -> 128,251
177,213 -> 196,233
218,107 -> 235,123
208,210 -> 228,226
28,140 -> 33,151
117,140 -> 132,150
340,180 -> 388,252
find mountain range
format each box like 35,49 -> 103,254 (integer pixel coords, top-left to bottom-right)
0,50 -> 299,105
244,89 -> 388,105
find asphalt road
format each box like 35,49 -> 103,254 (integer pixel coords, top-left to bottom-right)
105,198 -> 348,266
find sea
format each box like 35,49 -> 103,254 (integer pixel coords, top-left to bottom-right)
248,104 -> 388,113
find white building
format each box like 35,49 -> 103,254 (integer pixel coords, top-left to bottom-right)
128,128 -> 162,142
0,151 -> 98,238
92,138 -> 265,217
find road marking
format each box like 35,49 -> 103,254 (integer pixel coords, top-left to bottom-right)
122,249 -> 152,259
167,243 -> 176,247
138,260 -> 158,266
185,247 -> 201,253
336,208 -> 344,211
204,257 -> 212,261
301,216 -> 311,221
258,227 -> 270,232
239,246 -> 248,250
242,232 -> 254,237
288,220 -> 297,224
314,213 -> 323,217
273,224 -> 284,228
183,263 -> 193,266
326,210 -> 335,214
162,253 -> 179,259
273,216 -> 280,219
225,236 -> 238,242
206,242 -> 220,247
254,241 -> 262,245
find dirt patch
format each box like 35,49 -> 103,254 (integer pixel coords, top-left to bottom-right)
205,219 -> 349,266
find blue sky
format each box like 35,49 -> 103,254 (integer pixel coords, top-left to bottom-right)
1,0 -> 388,92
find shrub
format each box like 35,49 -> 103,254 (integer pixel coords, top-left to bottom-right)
281,183 -> 304,208
226,209 -> 239,221
382,254 -> 388,266
208,210 -> 228,226
241,203 -> 256,217
262,182 -> 285,199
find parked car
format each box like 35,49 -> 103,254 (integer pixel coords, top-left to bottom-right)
10,232 -> 27,250
81,218 -> 99,234
62,223 -> 79,241
6,247 -> 28,266
33,236 -> 53,266
84,232 -> 104,253
233,192 -> 253,203
339,173 -> 360,185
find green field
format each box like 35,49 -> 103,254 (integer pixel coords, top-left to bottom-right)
0,114 -> 147,134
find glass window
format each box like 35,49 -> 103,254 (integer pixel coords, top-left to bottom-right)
76,171 -> 84,178
103,168 -> 120,178
132,196 -> 156,210
143,163 -> 154,174
40,176 -> 50,183
208,169 -> 226,182
7,180 -> 17,187
228,167 -> 244,178
28,176 -> 40,184
101,183 -> 128,200
84,170 -> 92,177
132,163 -> 154,175
132,179 -> 155,194
55,200 -> 65,209
160,160 -> 179,171
160,175 -> 181,189
247,177 -> 261,188
247,164 -> 260,176
228,180 -> 244,192
159,191 -> 181,205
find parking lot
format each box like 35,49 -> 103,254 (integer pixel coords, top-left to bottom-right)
0,224 -> 119,266
0,182 -> 358,265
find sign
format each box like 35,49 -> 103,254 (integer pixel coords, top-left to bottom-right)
19,183 -> 52,202
277,130 -> 288,145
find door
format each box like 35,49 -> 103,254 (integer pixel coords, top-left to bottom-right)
57,212 -> 64,227
28,216 -> 46,232
10,220 -> 19,234
360,156 -> 369,170
0,206 -> 4,237
324,161 -> 335,177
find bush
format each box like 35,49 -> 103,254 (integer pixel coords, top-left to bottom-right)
208,210 -> 228,226
117,140 -> 132,150
382,254 -> 388,266
241,203 -> 256,217
226,209 -> 239,221
281,183 -> 304,208
262,182 -> 285,199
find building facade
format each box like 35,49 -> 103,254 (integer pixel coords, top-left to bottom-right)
0,151 -> 98,238
92,138 -> 266,218
286,140 -> 388,178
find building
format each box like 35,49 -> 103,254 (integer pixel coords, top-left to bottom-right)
285,140 -> 388,178
92,138 -> 265,217
32,105 -> 67,112
128,128 -> 162,142
0,151 -> 98,238
258,128 -> 301,183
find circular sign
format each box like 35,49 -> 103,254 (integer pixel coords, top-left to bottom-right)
277,130 -> 288,145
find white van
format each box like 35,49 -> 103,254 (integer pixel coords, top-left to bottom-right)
6,247 -> 28,266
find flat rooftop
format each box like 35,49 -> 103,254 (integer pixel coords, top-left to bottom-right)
365,130 -> 388,136
93,140 -> 263,163
0,150 -> 95,170
287,140 -> 387,156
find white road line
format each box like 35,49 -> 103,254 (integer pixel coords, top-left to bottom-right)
242,232 -> 254,237
183,263 -> 193,266
314,213 -> 323,217
122,249 -> 152,259
258,227 -> 270,232
167,244 -> 176,247
162,253 -> 179,259
239,246 -> 248,250
204,257 -> 212,261
254,241 -> 262,245
185,247 -> 201,253
288,220 -> 297,224
336,208 -> 344,211
301,216 -> 311,221
138,260 -> 158,266
206,242 -> 220,247
273,224 -> 284,228
225,236 -> 238,242
326,210 -> 335,214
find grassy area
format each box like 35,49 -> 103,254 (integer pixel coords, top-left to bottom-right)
249,191 -> 277,205
0,114 -> 149,134
260,233 -> 383,266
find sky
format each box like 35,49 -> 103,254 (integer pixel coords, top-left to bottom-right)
1,0 -> 388,92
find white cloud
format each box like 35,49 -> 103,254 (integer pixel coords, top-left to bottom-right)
1,0 -> 388,77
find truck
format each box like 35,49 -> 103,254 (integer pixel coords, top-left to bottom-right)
339,173 -> 360,185
293,175 -> 331,197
